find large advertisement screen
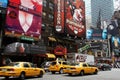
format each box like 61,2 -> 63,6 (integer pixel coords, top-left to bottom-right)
5,0 -> 42,41
112,36 -> 120,48
65,0 -> 85,37
86,29 -> 107,40
54,0 -> 64,33
0,0 -> 8,8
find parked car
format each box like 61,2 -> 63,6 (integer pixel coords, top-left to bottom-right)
41,61 -> 52,72
0,62 -> 45,80
96,63 -> 112,71
48,60 -> 70,74
63,62 -> 99,76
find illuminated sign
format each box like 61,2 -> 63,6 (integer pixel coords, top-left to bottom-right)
20,36 -> 34,41
5,0 -> 42,41
86,29 -> 107,40
54,46 -> 67,55
54,0 -> 64,33
78,44 -> 90,52
0,0 -> 8,8
65,0 -> 85,37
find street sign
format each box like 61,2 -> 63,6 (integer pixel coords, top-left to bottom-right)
78,44 -> 90,52
20,36 -> 34,41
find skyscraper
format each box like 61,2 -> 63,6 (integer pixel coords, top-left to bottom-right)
113,0 -> 120,11
84,0 -> 114,29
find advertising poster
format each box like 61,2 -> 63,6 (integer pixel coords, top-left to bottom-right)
54,0 -> 64,33
5,0 -> 42,41
65,0 -> 85,37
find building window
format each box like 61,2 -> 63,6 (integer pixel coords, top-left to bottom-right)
42,12 -> 46,18
49,2 -> 54,10
43,0 -> 47,7
48,14 -> 53,21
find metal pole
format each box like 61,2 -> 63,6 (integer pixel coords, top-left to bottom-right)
108,34 -> 111,57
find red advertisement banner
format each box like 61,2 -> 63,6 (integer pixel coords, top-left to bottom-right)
65,0 -> 85,37
54,0 -> 64,33
5,0 -> 42,40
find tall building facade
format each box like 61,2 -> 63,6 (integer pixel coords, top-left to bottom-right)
113,0 -> 120,11
84,0 -> 114,29
84,0 -> 92,29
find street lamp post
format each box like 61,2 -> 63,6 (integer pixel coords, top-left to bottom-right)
107,34 -> 111,57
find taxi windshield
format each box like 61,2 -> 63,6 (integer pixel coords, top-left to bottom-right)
7,62 -> 20,67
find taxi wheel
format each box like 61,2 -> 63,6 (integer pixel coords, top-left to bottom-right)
68,73 -> 72,76
94,70 -> 98,74
5,76 -> 9,80
79,70 -> 84,76
38,71 -> 43,78
59,69 -> 63,74
51,71 -> 55,74
19,72 -> 25,80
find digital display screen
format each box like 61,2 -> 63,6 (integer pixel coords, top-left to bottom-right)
0,0 -> 8,8
5,0 -> 42,39
86,29 -> 107,40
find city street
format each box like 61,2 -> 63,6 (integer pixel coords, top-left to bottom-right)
0,68 -> 120,80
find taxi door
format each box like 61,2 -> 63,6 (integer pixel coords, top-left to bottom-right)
23,63 -> 31,76
29,63 -> 39,76
82,63 -> 91,74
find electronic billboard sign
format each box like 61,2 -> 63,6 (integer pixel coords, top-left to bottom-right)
5,0 -> 43,41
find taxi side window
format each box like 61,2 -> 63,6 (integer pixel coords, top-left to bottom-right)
24,63 -> 29,68
58,62 -> 61,64
63,62 -> 67,65
83,64 -> 87,67
30,63 -> 34,68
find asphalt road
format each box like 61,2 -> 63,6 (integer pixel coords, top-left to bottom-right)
0,68 -> 120,80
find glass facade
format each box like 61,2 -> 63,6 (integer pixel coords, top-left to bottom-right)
84,0 -> 114,28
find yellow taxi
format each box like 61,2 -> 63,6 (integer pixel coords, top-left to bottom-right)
63,62 -> 99,76
0,62 -> 45,80
48,60 -> 70,74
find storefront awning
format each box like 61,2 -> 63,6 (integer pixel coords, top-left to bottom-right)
46,53 -> 56,58
48,37 -> 56,41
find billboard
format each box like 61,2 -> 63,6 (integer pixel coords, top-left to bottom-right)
5,0 -> 42,41
4,42 -> 46,54
111,36 -> 120,48
86,29 -> 107,40
107,20 -> 119,36
65,0 -> 85,37
0,0 -> 8,8
54,0 -> 65,33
